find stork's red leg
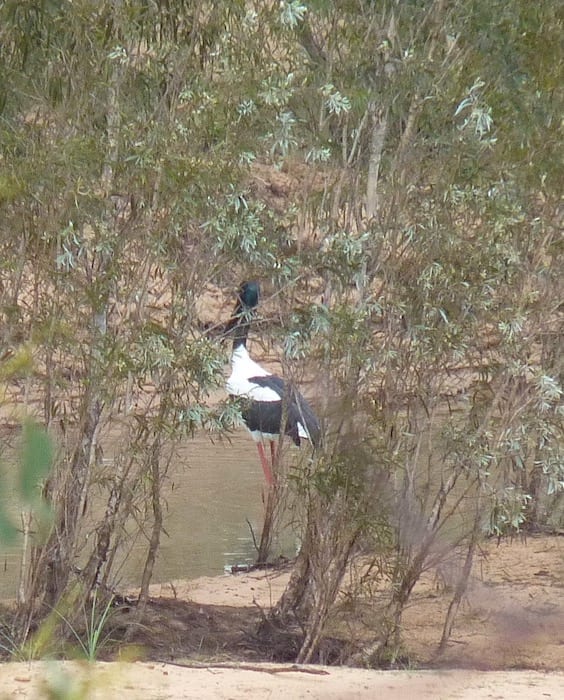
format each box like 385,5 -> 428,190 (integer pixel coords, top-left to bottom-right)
256,443 -> 274,487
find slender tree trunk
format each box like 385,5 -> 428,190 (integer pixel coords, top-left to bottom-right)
17,510 -> 32,606
80,462 -> 127,595
270,518 -> 314,624
296,533 -> 358,663
439,498 -> 483,651
365,104 -> 388,220
270,487 -> 360,663
367,467 -> 463,661
257,440 -> 286,566
138,434 -> 165,607
21,39 -> 123,614
257,487 -> 278,565
43,390 -> 105,608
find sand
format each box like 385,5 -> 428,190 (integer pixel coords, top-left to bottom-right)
1,535 -> 563,699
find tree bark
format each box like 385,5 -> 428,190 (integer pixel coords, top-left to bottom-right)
138,434 -> 165,607
365,104 -> 388,220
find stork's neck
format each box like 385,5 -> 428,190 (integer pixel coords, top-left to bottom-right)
225,300 -> 254,353
231,318 -> 250,352
230,341 -> 271,377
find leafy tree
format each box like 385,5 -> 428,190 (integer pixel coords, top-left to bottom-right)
0,0 -> 561,663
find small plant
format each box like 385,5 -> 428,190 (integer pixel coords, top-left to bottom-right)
54,589 -> 115,662
0,625 -> 26,661
0,611 -> 58,662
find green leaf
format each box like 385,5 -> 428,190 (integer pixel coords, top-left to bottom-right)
0,500 -> 16,544
19,421 -> 53,503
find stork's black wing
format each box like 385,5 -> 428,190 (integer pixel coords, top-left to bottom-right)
244,374 -> 321,447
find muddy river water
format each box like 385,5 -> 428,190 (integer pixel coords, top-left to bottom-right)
0,430 -> 295,598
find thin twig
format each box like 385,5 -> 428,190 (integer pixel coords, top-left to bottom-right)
246,517 -> 260,553
163,661 -> 330,675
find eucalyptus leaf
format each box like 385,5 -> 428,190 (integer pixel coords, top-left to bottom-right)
19,421 -> 53,504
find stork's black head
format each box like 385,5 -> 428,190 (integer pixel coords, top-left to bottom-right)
237,281 -> 260,311
224,281 -> 260,347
